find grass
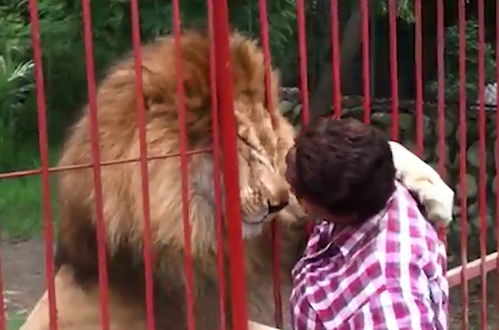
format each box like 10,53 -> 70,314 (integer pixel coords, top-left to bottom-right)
7,313 -> 27,330
0,144 -> 60,240
0,176 -> 60,239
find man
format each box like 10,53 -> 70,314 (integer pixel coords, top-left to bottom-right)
285,117 -> 448,329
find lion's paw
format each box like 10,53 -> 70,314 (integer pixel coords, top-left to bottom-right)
389,141 -> 455,226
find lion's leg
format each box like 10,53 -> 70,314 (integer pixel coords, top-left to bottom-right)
20,266 -> 147,330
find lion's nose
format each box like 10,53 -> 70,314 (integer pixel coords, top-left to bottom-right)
268,200 -> 289,214
265,177 -> 290,214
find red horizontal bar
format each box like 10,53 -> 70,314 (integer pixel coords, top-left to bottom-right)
0,148 -> 212,180
447,253 -> 499,288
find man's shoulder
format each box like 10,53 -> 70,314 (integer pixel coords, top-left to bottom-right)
388,182 -> 440,239
382,182 -> 447,277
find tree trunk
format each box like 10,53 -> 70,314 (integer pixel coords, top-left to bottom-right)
309,3 -> 362,120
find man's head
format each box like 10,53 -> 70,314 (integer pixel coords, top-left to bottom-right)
285,117 -> 396,225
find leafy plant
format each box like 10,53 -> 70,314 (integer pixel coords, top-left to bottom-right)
373,0 -> 415,23
0,1 -> 35,171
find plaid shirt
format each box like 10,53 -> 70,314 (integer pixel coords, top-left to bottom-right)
290,181 -> 448,330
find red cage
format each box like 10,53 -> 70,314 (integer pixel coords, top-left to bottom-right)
0,0 -> 498,329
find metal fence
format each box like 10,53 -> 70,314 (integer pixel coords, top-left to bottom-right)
0,0 -> 497,329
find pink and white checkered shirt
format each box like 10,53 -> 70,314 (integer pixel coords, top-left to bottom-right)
290,181 -> 448,330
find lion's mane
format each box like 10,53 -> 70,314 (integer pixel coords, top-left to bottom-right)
54,30 -> 307,329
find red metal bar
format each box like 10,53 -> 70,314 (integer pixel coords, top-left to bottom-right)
458,0 -> 470,328
129,1 -> 156,328
447,253 -> 498,288
388,0 -> 399,141
270,222 -> 283,328
330,0 -> 341,118
81,1 -> 111,329
171,1 -> 196,329
435,0 -> 448,275
436,0 -> 447,182
258,0 -> 275,119
496,0 -> 499,313
206,1 -> 226,328
296,0 -> 310,126
360,0 -> 371,124
296,0 -> 313,235
257,0 -> 283,326
27,1 -> 58,329
212,1 -> 249,329
0,149 -> 211,180
414,0 -> 423,157
0,238 -> 5,330
476,0 -> 488,327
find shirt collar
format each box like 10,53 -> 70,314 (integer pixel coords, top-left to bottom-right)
303,182 -> 399,261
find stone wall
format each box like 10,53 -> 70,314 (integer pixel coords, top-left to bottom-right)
279,94 -> 499,264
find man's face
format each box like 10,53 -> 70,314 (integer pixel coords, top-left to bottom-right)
285,146 -> 325,220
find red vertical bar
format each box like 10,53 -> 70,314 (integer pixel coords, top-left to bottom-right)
414,0 -> 423,157
296,0 -> 310,126
436,0 -> 447,182
212,1 -> 249,329
477,0 -> 488,327
27,1 -> 58,329
129,1 -> 156,329
458,0 -> 469,328
206,1 -> 226,328
0,239 -> 5,330
435,0 -> 448,270
171,1 -> 196,329
270,222 -> 282,328
296,0 -> 314,235
360,0 -> 371,124
80,2 -> 111,329
330,0 -> 341,118
388,0 -> 399,141
496,0 -> 499,314
258,0 -> 275,118
257,0 -> 283,327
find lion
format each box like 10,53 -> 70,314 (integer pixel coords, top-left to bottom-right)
21,30 -> 454,330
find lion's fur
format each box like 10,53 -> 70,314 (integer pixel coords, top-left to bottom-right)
54,30 -> 307,329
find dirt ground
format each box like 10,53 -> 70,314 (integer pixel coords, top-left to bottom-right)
1,237 -> 498,329
1,237 -> 46,320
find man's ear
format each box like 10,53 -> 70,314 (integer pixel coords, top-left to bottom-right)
388,141 -> 455,226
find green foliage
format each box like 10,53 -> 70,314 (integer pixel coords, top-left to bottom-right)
0,0 -> 300,160
0,1 -> 35,171
426,19 -> 496,102
229,0 -> 298,81
372,0 -> 415,23
0,145 -> 59,238
0,0 -> 300,239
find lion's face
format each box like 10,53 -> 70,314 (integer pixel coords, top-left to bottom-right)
234,102 -> 292,237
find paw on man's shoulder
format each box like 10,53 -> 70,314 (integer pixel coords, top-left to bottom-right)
389,141 -> 455,227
